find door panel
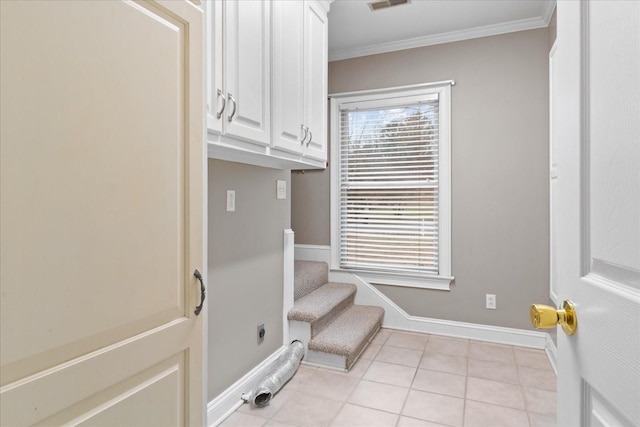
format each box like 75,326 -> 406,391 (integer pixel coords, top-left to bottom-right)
224,0 -> 271,145
1,0 -> 186,373
554,1 -> 639,425
0,1 -> 204,425
272,0 -> 305,155
74,362 -> 182,427
304,0 -> 328,162
587,1 -> 639,270
4,324 -> 189,426
585,384 -> 635,427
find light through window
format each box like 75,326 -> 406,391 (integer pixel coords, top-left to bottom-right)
330,82 -> 452,287
341,101 -> 439,273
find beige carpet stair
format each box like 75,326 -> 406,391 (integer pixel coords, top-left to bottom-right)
287,282 -> 357,337
293,260 -> 328,300
289,260 -> 384,371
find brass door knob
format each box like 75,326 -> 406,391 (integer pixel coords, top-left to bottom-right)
530,300 -> 577,335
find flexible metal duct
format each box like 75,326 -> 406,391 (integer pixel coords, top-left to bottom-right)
244,340 -> 305,407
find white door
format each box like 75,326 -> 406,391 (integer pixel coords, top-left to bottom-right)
0,1 -> 205,425
223,0 -> 271,145
552,1 -> 640,425
303,0 -> 328,163
272,0 -> 306,155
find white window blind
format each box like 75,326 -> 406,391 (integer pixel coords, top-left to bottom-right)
338,97 -> 441,275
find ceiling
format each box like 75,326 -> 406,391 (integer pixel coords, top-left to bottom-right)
327,0 -> 555,61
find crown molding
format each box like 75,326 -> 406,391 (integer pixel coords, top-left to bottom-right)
541,0 -> 557,26
329,7 -> 554,62
317,0 -> 332,14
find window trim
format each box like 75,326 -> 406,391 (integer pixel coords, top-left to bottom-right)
329,81 -> 454,290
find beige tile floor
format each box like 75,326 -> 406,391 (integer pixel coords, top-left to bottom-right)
220,329 -> 557,427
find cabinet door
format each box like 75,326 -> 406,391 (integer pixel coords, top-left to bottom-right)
206,0 -> 224,134
303,0 -> 328,162
0,1 -> 204,425
272,0 -> 305,155
224,0 -> 271,145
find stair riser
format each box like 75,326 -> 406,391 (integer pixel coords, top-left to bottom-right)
294,261 -> 328,300
346,323 -> 382,369
310,293 -> 355,338
304,350 -> 348,371
289,320 -> 311,352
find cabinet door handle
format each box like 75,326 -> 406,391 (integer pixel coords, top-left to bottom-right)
194,269 -> 206,316
306,130 -> 313,147
216,89 -> 226,119
227,93 -> 237,122
300,124 -> 308,145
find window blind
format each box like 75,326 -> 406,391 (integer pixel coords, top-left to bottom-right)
339,99 -> 440,274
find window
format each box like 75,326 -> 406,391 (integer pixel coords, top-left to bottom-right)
330,82 -> 453,290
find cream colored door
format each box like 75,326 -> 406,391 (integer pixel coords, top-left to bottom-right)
552,1 -> 639,425
0,1 -> 204,425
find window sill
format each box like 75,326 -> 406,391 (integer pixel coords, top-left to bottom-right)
332,268 -> 454,291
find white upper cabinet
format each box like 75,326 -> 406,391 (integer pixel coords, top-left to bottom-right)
206,0 -> 223,135
303,1 -> 328,162
206,0 -> 271,146
206,0 -> 330,169
272,1 -> 305,155
272,0 -> 329,164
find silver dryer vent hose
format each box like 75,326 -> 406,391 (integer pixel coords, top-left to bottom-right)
243,340 -> 304,407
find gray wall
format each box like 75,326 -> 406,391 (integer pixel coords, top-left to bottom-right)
208,160 -> 290,399
291,28 -> 550,330
291,166 -> 331,245
549,8 -> 557,49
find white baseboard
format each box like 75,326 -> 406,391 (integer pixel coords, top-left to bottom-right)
332,270 -> 548,349
207,345 -> 287,427
293,245 -> 547,349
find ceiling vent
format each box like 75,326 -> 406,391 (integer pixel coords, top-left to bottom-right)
368,0 -> 411,12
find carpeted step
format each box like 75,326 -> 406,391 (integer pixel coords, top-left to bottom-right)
287,282 -> 356,337
308,304 -> 385,370
294,260 -> 328,300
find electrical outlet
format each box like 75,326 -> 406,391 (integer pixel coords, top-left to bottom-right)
257,322 -> 265,344
486,294 -> 496,310
226,190 -> 235,212
276,180 -> 286,200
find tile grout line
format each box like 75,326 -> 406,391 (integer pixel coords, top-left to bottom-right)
326,399 -> 347,427
397,334 -> 430,425
461,347 -> 470,427
512,348 -> 534,427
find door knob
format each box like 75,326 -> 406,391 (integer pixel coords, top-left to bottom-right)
530,300 -> 577,335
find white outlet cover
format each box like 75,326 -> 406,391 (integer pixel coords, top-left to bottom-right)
226,190 -> 235,212
486,294 -> 496,310
276,180 -> 286,200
